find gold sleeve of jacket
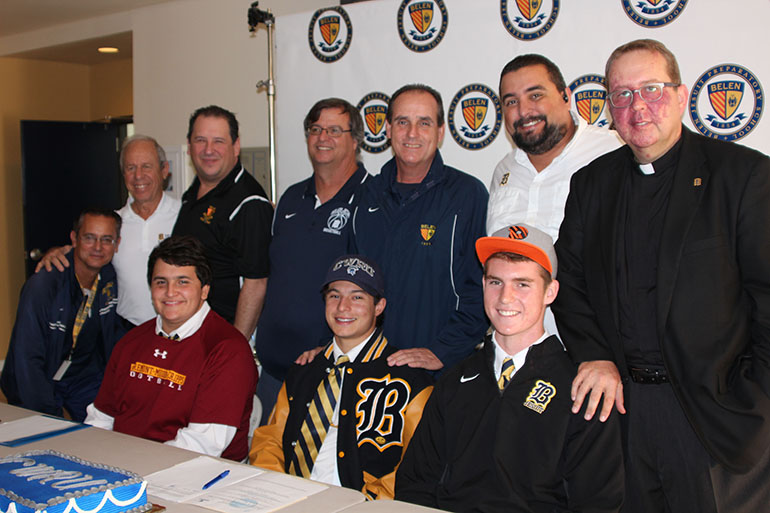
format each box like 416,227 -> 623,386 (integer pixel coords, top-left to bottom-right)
249,383 -> 290,472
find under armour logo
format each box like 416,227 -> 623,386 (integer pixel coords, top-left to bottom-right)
154,349 -> 168,359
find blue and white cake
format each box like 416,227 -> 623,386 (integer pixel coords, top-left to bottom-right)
0,450 -> 150,513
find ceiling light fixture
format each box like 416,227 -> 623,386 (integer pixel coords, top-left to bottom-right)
97,47 -> 119,54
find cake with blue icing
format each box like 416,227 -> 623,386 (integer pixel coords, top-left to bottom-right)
0,450 -> 150,513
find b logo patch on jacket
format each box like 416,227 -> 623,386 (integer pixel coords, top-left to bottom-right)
523,379 -> 556,414
355,375 -> 410,451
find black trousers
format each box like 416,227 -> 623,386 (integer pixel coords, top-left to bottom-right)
622,380 -> 770,513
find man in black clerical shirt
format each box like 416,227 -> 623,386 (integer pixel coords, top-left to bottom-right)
554,38 -> 770,512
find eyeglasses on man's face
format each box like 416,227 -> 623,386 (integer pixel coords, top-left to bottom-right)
80,234 -> 116,246
306,125 -> 352,137
607,82 -> 680,108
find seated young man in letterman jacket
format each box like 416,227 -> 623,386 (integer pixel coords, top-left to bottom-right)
250,254 -> 433,499
395,224 -> 624,513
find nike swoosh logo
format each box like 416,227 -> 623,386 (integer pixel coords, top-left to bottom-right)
285,213 -> 297,219
459,373 -> 480,383
368,207 -> 380,212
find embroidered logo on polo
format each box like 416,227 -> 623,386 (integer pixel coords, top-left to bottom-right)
420,224 -> 436,245
130,362 -> 186,391
355,375 -> 411,451
568,74 -> 610,127
323,207 -> 351,235
200,206 -> 215,224
523,379 -> 556,414
397,0 -> 448,52
501,0 -> 559,41
308,7 -> 353,63
102,281 -> 115,300
448,84 -> 502,150
499,172 -> 510,186
621,0 -> 688,27
357,92 -> 391,154
689,64 -> 764,142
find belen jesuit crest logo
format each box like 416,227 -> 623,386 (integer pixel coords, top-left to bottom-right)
621,0 -> 688,27
568,75 -> 610,127
448,84 -> 502,150
501,0 -> 559,41
357,92 -> 391,154
397,0 -> 448,52
689,63 -> 764,142
308,7 -> 352,63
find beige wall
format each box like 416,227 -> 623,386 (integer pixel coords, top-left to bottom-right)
0,56 -> 133,358
0,57 -> 91,357
133,0 -> 329,147
91,58 -> 133,120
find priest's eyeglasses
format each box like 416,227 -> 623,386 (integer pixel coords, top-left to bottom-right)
306,125 -> 352,137
607,82 -> 680,108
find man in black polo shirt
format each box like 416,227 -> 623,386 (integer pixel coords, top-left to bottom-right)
173,105 -> 273,339
254,98 -> 370,423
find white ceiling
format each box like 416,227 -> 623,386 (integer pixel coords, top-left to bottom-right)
0,0 -> 179,64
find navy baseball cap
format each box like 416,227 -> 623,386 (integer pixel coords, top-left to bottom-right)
321,254 -> 385,298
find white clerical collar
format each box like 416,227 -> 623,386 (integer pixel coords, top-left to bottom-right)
638,163 -> 655,175
332,328 -> 378,364
155,301 -> 211,340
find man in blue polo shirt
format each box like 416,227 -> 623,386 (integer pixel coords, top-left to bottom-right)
254,98 -> 370,422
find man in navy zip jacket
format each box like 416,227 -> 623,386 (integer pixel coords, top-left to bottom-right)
352,84 -> 488,372
1,208 -> 125,421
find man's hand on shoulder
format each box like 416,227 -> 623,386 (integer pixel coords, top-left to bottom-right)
571,360 -> 625,422
34,245 -> 72,273
295,346 -> 324,365
387,348 -> 443,371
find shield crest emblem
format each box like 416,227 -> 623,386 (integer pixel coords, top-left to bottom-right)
646,0 -> 662,6
708,81 -> 744,121
409,2 -> 434,34
576,91 -> 606,125
462,98 -> 488,131
365,105 -> 387,136
516,0 -> 542,21
319,16 -> 340,45
420,224 -> 436,241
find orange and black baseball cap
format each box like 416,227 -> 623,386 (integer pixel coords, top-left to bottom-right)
475,224 -> 557,278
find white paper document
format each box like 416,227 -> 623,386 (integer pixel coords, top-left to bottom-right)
146,456 -> 328,513
0,415 -> 86,446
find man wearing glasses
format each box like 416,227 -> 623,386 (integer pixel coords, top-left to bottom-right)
555,39 -> 770,512
254,98 -> 370,423
1,208 -> 125,422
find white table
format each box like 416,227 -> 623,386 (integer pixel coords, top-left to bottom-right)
0,403 -> 365,513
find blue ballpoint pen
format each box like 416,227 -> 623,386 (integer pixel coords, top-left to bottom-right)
202,470 -> 230,490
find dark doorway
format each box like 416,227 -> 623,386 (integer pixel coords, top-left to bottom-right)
21,120 -> 130,277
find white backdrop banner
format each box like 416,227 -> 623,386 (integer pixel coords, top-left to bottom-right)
274,0 -> 768,196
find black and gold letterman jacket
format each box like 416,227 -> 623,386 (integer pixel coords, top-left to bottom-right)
250,328 -> 433,500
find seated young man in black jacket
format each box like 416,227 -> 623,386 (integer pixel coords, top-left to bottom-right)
250,254 -> 432,500
396,224 -> 624,513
